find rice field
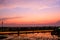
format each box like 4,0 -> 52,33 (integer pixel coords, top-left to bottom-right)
1,32 -> 58,40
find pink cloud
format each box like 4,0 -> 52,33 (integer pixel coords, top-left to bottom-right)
0,0 -> 59,9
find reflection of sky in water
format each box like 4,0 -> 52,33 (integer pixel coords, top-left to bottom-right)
3,33 -> 58,40
20,32 -> 58,38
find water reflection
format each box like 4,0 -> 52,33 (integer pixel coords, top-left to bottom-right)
1,32 -> 58,40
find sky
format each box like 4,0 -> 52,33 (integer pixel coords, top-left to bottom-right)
0,0 -> 60,26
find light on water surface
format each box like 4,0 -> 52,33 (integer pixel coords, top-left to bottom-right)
2,32 -> 58,40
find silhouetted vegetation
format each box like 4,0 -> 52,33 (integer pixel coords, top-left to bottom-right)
0,26 -> 60,32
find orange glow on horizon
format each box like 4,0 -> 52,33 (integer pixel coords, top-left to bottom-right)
3,18 -> 58,25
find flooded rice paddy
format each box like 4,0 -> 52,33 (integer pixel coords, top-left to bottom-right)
1,32 -> 58,40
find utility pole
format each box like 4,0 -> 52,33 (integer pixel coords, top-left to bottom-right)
2,19 -> 4,32
0,17 -> 21,35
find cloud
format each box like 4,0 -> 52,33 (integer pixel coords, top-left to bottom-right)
55,20 -> 60,25
0,17 -> 22,20
0,0 -> 60,10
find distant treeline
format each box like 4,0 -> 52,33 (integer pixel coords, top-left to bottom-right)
0,26 -> 60,32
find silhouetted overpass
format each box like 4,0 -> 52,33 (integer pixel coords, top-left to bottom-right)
0,27 -> 60,36
0,30 -> 53,35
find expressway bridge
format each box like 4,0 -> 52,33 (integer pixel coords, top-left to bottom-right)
0,30 -> 53,35
0,27 -> 59,36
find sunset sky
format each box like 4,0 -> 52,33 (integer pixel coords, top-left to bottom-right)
0,0 -> 60,26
